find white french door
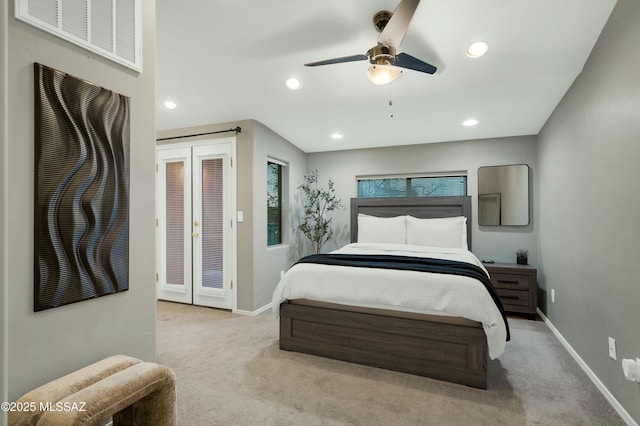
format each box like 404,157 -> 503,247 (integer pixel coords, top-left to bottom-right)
156,139 -> 234,310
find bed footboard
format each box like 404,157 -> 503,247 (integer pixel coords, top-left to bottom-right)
279,301 -> 488,389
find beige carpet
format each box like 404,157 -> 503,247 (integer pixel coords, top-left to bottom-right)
156,301 -> 625,426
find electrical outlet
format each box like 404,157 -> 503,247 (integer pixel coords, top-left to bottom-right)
608,337 -> 617,360
551,289 -> 555,303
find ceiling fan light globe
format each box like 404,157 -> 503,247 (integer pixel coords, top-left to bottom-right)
367,64 -> 404,85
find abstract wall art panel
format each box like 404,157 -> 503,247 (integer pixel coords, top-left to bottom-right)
34,63 -> 130,311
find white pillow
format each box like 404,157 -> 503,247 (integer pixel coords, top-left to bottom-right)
357,214 -> 406,244
406,215 -> 468,249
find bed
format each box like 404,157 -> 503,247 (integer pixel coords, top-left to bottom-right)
272,196 -> 508,389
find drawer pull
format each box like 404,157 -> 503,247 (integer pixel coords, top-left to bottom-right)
501,295 -> 521,299
497,280 -> 520,285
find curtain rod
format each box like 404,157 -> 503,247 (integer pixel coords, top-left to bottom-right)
156,126 -> 241,142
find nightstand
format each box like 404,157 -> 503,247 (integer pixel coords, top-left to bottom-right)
485,263 -> 537,320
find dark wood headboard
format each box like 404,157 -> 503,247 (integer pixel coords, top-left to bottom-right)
350,196 -> 472,249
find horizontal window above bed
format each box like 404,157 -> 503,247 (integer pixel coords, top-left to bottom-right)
357,173 -> 467,198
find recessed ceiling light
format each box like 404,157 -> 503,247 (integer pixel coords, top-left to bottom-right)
163,100 -> 177,110
466,41 -> 488,58
286,78 -> 302,90
330,133 -> 343,140
463,119 -> 479,127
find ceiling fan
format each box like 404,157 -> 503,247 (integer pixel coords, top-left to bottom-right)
304,0 -> 437,85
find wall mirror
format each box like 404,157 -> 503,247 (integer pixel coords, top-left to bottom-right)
478,164 -> 529,226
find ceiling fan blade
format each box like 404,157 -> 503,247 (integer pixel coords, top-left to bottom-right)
394,52 -> 437,74
378,0 -> 420,47
305,54 -> 368,67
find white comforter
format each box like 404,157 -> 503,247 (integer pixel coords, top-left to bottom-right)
272,243 -> 507,359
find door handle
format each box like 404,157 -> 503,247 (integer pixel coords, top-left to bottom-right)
192,232 -> 199,238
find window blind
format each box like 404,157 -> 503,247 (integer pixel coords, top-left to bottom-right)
200,158 -> 224,290
165,161 -> 185,286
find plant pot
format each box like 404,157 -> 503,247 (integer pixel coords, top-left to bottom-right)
517,256 -> 528,265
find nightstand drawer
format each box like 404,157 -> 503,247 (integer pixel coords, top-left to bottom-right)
491,273 -> 530,291
495,289 -> 530,307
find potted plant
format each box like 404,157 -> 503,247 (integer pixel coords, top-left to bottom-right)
297,169 -> 343,254
516,249 -> 529,265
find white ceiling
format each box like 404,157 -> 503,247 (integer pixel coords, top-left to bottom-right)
155,0 -> 617,153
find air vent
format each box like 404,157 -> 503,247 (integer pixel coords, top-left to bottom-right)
15,0 -> 141,72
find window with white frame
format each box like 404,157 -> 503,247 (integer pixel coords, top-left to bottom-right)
267,159 -> 287,246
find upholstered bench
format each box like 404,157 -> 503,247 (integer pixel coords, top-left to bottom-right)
9,355 -> 176,426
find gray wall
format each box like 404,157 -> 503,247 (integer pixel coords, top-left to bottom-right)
252,121 -> 307,309
157,119 -> 307,312
537,0 -> 640,422
307,136 -> 537,264
1,0 -> 157,412
1,1 -> 9,417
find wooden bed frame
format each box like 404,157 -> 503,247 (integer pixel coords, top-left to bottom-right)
279,196 -> 489,389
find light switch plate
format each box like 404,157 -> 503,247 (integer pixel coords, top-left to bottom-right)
608,337 -> 617,360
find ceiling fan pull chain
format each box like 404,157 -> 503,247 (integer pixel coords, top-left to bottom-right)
389,81 -> 394,118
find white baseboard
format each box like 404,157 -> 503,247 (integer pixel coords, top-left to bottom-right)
537,308 -> 637,426
234,302 -> 272,317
